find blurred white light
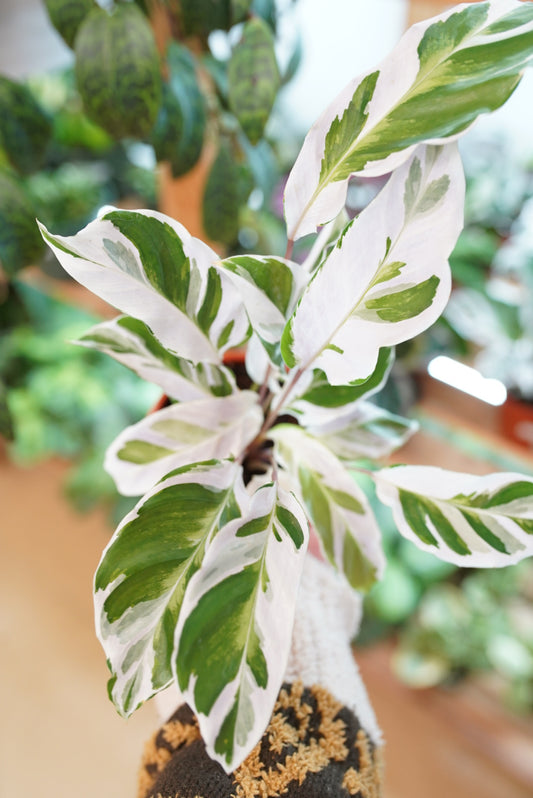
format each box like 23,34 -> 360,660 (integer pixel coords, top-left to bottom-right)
427,356 -> 508,407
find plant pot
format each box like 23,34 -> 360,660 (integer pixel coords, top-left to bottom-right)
500,394 -> 533,449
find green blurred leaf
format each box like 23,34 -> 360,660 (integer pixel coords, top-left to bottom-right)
0,77 -> 52,175
0,170 -> 44,275
75,5 -> 161,139
203,141 -> 241,246
228,17 -> 280,145
44,0 -> 98,48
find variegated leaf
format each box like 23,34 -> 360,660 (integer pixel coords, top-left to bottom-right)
285,0 -> 533,239
281,144 -> 464,385
308,402 -> 418,461
105,391 -> 263,496
94,459 -> 247,718
39,209 -> 250,364
271,425 -> 385,590
375,465 -> 533,567
77,316 -> 237,401
174,481 -> 309,772
220,255 -> 308,344
286,347 -> 394,425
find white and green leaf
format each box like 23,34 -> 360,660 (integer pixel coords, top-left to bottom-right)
285,0 -> 533,238
375,465 -> 533,567
281,144 -> 464,385
271,424 -> 384,590
77,315 -> 237,401
105,391 -> 263,496
221,255 -> 308,344
308,401 -> 418,461
39,209 -> 250,363
286,347 -> 394,424
174,480 -> 309,772
94,459 -> 247,718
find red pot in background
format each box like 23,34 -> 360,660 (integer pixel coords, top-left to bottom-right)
500,393 -> 533,449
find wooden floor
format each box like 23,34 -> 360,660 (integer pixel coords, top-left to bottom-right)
2,391 -> 533,797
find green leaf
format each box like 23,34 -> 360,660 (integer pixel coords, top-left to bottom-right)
285,0 -> 533,239
44,0 -> 97,48
77,316 -> 237,401
0,77 -> 51,175
376,465 -> 533,567
175,481 -> 308,771
105,390 -> 263,496
0,171 -> 44,274
202,141 -> 241,246
178,0 -> 233,37
271,425 -> 384,590
75,5 -> 161,139
228,17 -> 280,144
364,275 -> 440,322
94,459 -> 246,718
152,45 -> 206,178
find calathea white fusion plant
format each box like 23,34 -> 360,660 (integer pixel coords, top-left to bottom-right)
40,0 -> 533,774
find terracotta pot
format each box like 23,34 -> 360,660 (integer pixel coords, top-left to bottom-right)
500,394 -> 533,449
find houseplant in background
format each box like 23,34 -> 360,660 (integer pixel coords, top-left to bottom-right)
39,0 -> 533,794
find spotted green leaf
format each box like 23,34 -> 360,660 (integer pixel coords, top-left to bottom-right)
175,480 -> 308,771
0,171 -> 45,275
105,390 -> 263,496
228,17 -> 280,144
75,4 -> 161,139
39,209 -> 250,364
152,44 -> 206,178
281,144 -> 463,385
285,0 -> 533,239
375,465 -> 533,567
271,425 -> 384,591
44,0 -> 97,48
0,77 -> 51,175
94,459 -> 247,718
77,316 -> 236,402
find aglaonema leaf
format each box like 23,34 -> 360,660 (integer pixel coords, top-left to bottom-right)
94,459 -> 247,718
271,425 -> 385,591
105,391 -> 263,496
39,209 -> 251,364
281,144 -> 464,385
285,0 -> 533,239
174,480 -> 308,772
375,465 -> 533,567
77,316 -> 237,402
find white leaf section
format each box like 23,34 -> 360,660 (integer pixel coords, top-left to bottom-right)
282,144 -> 464,385
376,465 -> 533,567
105,391 -> 263,495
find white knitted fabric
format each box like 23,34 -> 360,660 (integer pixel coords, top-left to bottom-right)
284,554 -> 382,747
156,554 -> 382,747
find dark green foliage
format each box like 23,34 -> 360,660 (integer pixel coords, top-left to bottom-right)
0,380 -> 14,441
152,45 -> 206,177
0,77 -> 52,175
203,142 -> 241,245
178,0 -> 251,38
0,171 -> 44,276
75,5 -> 162,139
44,0 -> 97,48
228,17 -> 280,145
